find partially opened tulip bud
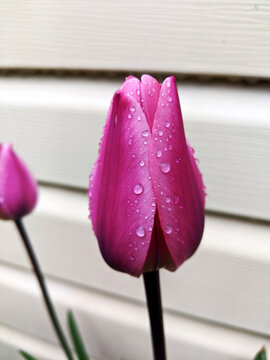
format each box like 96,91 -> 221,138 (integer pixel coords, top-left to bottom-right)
0,144 -> 38,220
89,75 -> 206,277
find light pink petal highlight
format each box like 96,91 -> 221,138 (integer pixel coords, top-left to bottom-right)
89,91 -> 156,277
140,75 -> 161,131
149,76 -> 205,270
120,76 -> 141,103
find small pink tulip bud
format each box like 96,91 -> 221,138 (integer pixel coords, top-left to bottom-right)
0,144 -> 38,220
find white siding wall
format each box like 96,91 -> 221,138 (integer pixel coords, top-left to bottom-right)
1,1 -> 270,359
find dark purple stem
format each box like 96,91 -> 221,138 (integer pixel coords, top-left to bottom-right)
143,270 -> 167,360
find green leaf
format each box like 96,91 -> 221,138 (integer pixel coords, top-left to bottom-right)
254,347 -> 267,360
67,310 -> 90,360
19,350 -> 39,360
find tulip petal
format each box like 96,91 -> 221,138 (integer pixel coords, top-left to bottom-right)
0,144 -> 38,220
149,76 -> 205,270
140,75 -> 161,131
89,91 -> 156,277
120,76 -> 141,103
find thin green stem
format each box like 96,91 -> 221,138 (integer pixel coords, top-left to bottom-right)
15,219 -> 74,360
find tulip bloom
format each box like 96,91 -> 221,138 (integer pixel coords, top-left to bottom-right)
89,75 -> 205,277
0,144 -> 38,220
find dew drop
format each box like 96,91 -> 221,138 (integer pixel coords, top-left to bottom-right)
158,130 -> 163,136
130,106 -> 136,112
141,241 -> 145,246
148,226 -> 152,231
166,81 -> 171,88
129,255 -> 135,261
164,146 -> 168,151
165,121 -> 170,128
137,115 -> 142,121
165,224 -> 172,234
127,113 -> 133,119
151,202 -> 155,207
136,226 -> 145,238
128,242 -> 133,247
133,184 -> 144,195
167,96 -> 172,102
128,139 -> 133,145
174,195 -> 179,204
169,145 -> 173,150
143,140 -> 148,145
156,150 -> 162,158
139,160 -> 145,167
142,130 -> 149,137
137,89 -> 141,96
165,196 -> 171,203
160,162 -> 171,173
176,158 -> 181,163
132,154 -> 136,158
136,208 -> 140,213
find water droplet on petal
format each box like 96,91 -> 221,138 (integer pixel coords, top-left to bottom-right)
165,121 -> 170,128
128,242 -> 133,247
133,184 -> 144,194
166,81 -> 171,88
165,224 -> 172,234
139,160 -> 145,167
156,150 -> 162,158
174,195 -> 179,204
130,255 -> 135,261
128,114 -> 133,119
169,145 -> 173,150
136,208 -> 140,213
137,115 -> 142,121
167,96 -> 172,102
128,139 -> 133,145
142,130 -> 149,137
160,162 -> 171,173
137,90 -> 141,96
132,154 -> 136,158
130,106 -> 136,112
136,226 -> 145,238
165,196 -> 171,203
151,202 -> 155,207
158,130 -> 163,136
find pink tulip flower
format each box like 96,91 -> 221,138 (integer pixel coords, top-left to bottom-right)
0,144 -> 38,220
89,75 -> 206,277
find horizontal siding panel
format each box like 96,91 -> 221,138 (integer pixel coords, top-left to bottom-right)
0,186 -> 270,336
0,1 -> 270,78
0,324 -> 65,360
0,263 -> 269,360
1,78 -> 270,219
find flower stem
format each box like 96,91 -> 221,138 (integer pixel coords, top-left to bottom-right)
15,219 -> 74,360
143,270 -> 166,360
